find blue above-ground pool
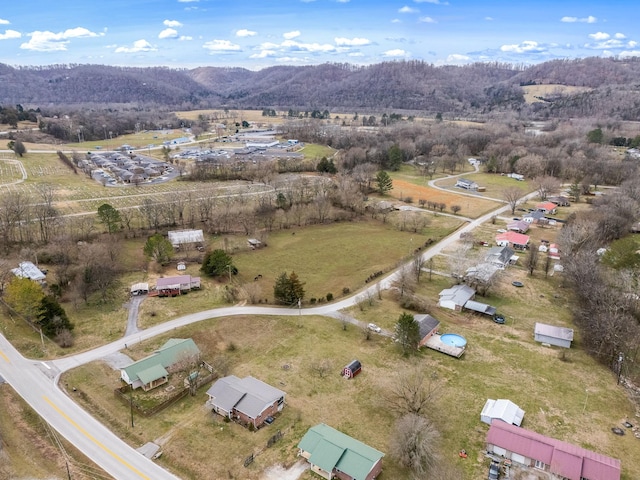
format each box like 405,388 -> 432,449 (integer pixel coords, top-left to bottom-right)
440,333 -> 467,348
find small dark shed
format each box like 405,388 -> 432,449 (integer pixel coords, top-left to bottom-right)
342,360 -> 362,379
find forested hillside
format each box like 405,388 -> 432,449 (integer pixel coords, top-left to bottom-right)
1,57 -> 640,119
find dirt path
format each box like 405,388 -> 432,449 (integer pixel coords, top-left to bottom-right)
261,459 -> 308,480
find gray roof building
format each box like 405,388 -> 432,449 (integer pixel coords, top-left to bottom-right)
438,284 -> 475,311
206,375 -> 286,428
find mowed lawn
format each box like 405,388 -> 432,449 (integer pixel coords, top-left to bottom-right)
227,217 -> 463,303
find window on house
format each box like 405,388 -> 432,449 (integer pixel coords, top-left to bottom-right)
534,459 -> 546,469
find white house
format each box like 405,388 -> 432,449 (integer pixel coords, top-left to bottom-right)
455,178 -> 479,190
438,285 -> 475,311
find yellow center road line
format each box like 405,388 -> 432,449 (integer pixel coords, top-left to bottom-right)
43,396 -> 152,480
0,350 -> 9,363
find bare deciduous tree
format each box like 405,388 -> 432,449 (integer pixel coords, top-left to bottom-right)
173,350 -> 201,396
309,358 -> 333,378
392,265 -> 416,298
385,367 -> 440,416
526,245 -> 539,276
502,186 -> 524,215
532,175 -> 561,201
389,413 -> 440,479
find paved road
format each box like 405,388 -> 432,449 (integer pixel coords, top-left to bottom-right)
0,170 -> 539,479
0,334 -> 180,480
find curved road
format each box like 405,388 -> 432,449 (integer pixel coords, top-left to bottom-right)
0,172 -> 537,480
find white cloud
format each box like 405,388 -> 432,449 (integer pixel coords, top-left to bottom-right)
500,40 -> 546,54
236,29 -> 257,37
334,37 -> 370,46
249,50 -> 276,59
179,36 -> 192,41
485,16 -> 494,21
114,39 -> 156,53
283,30 -> 300,40
620,50 -> 640,58
585,35 -> 636,50
336,0 -> 350,3
419,16 -> 436,23
399,6 -> 418,13
159,28 -> 178,39
163,20 -> 183,28
203,39 -> 241,53
561,15 -> 597,23
254,38 -> 337,57
348,52 -> 364,57
21,27 -> 101,52
276,56 -> 309,64
447,53 -> 471,63
414,0 -> 448,4
0,30 -> 21,40
0,18 -> 10,25
383,49 -> 409,57
391,19 -> 401,23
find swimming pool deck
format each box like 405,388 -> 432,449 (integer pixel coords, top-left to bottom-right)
424,334 -> 466,358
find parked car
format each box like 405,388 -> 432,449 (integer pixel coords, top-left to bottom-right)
492,313 -> 506,324
368,323 -> 382,333
488,461 -> 500,479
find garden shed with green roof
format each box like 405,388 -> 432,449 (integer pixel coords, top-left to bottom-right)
297,423 -> 384,480
120,338 -> 200,391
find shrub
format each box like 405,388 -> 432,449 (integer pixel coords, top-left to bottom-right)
310,298 -> 317,304
398,294 -> 432,312
326,293 -> 334,301
55,329 -> 75,348
342,287 -> 350,295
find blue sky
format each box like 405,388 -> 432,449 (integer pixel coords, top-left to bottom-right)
0,0 -> 637,69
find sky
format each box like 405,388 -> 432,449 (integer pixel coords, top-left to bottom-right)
0,0 -> 638,70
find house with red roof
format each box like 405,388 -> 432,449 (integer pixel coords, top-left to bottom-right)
495,231 -> 530,250
536,201 -> 557,214
486,421 -> 620,480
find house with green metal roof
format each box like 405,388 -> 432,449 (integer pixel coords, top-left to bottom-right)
298,423 -> 384,480
120,338 -> 200,391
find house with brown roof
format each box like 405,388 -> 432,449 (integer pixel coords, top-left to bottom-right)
486,421 -> 620,480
